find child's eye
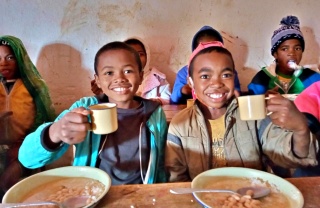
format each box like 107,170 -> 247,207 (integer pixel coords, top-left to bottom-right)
295,46 -> 302,51
124,69 -> 133,74
200,75 -> 210,79
222,73 -> 233,79
6,55 -> 15,61
104,71 -> 113,76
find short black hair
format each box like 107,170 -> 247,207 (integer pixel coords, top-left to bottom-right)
124,38 -> 146,56
189,46 -> 235,78
94,41 -> 142,74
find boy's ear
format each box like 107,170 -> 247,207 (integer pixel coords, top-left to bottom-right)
94,74 -> 101,88
272,52 -> 278,60
188,77 -> 194,88
139,71 -> 144,85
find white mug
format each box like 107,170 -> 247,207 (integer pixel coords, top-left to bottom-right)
238,95 -> 267,121
89,103 -> 118,134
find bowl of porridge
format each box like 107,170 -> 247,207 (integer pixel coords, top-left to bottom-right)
191,167 -> 303,208
2,166 -> 111,207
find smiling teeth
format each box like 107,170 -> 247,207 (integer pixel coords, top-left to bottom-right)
208,93 -> 223,98
113,87 -> 127,92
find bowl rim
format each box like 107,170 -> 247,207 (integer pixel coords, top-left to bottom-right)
2,166 -> 111,208
191,167 -> 304,208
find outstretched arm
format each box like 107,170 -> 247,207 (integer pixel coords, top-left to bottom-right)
267,94 -> 312,158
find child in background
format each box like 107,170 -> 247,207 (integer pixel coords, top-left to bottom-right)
0,35 -> 55,198
124,38 -> 171,104
165,42 -> 317,182
170,25 -> 241,104
19,41 -> 168,185
248,15 -> 320,95
91,38 -> 171,105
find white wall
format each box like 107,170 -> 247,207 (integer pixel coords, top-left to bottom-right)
2,0 -> 320,113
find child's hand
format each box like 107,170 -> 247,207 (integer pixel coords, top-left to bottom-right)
49,107 -> 91,145
266,94 -> 308,132
181,84 -> 192,95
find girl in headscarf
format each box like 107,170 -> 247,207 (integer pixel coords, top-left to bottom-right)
0,35 -> 55,198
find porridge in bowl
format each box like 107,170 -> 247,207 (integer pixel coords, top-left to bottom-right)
191,167 -> 303,208
21,177 -> 105,207
197,176 -> 290,208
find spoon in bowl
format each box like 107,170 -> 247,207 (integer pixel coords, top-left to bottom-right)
170,186 -> 270,199
0,195 -> 90,208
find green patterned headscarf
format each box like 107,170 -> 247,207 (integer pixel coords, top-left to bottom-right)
0,35 -> 56,131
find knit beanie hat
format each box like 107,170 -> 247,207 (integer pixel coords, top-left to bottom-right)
271,15 -> 304,55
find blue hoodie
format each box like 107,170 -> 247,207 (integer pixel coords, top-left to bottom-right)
170,26 -> 241,104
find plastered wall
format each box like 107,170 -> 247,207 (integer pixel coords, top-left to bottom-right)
2,0 -> 320,113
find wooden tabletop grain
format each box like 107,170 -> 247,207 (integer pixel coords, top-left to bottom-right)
98,177 -> 320,208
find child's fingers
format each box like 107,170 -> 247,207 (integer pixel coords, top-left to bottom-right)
71,107 -> 91,116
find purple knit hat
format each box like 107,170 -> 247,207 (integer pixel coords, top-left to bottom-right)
271,15 -> 304,55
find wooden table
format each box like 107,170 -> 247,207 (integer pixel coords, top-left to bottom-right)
98,177 -> 320,207
162,105 -> 186,123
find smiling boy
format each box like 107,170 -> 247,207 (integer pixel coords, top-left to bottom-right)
19,42 -> 168,185
165,42 -> 318,182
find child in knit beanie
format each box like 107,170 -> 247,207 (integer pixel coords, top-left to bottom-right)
248,15 -> 320,96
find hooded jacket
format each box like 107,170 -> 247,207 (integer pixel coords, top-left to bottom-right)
127,37 -> 171,105
248,62 -> 320,95
170,26 -> 241,104
19,95 -> 168,184
165,99 -> 318,182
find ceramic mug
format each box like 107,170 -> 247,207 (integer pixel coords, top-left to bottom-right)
238,95 -> 267,121
89,103 -> 118,134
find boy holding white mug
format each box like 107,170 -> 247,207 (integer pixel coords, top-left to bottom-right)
165,42 -> 318,182
19,42 -> 168,185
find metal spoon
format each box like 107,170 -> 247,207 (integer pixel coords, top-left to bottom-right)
170,186 -> 270,199
0,195 -> 90,208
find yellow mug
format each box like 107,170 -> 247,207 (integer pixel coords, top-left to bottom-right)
89,103 -> 118,134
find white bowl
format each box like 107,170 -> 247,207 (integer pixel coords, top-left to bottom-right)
191,167 -> 303,208
2,166 -> 111,208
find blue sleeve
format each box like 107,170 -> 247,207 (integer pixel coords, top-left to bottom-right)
247,83 -> 268,95
302,71 -> 320,89
170,66 -> 191,104
18,116 -> 70,169
18,97 -> 98,168
247,70 -> 270,95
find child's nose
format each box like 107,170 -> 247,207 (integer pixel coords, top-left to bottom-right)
0,58 -> 6,65
288,48 -> 296,56
209,78 -> 224,88
114,73 -> 127,83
